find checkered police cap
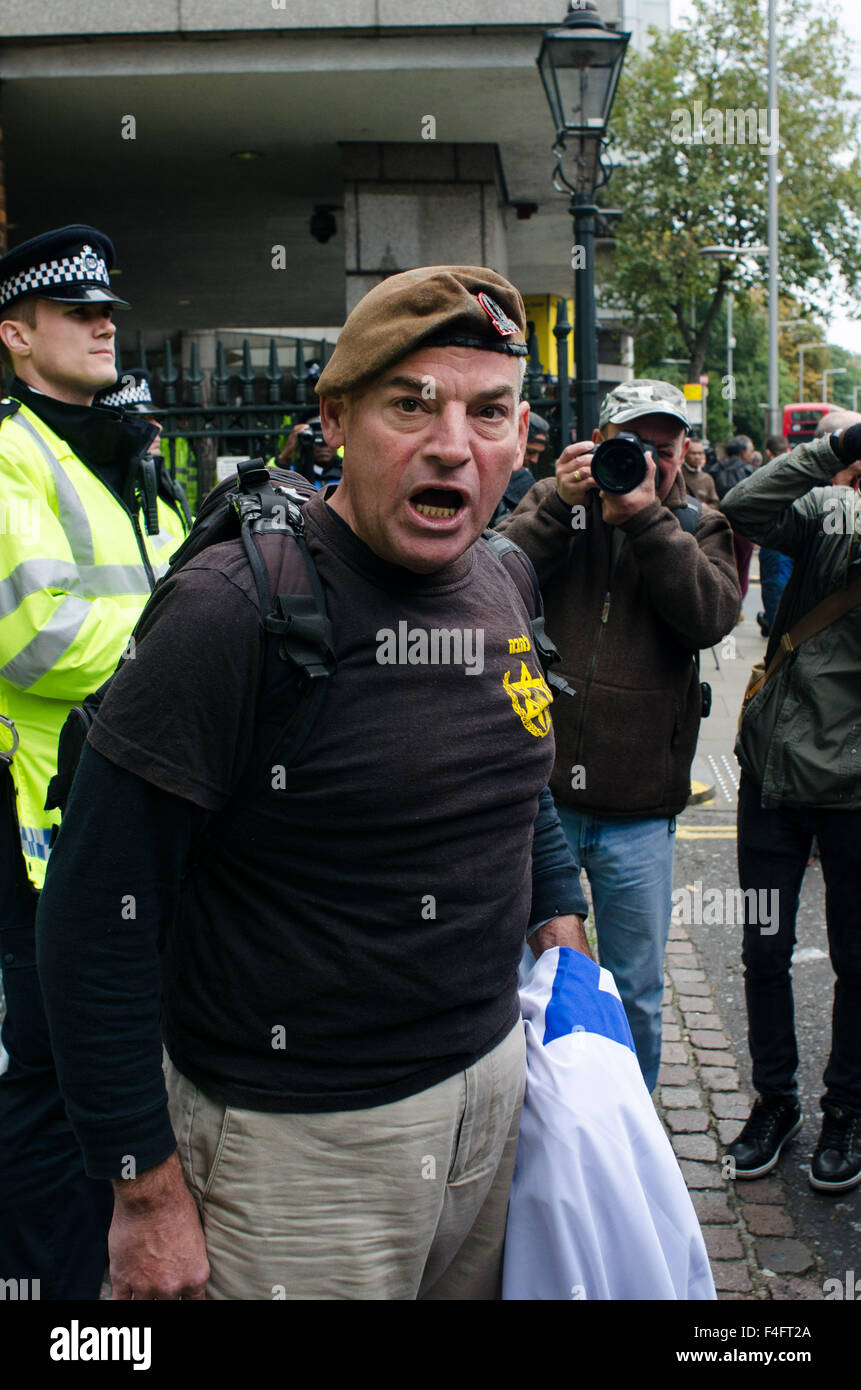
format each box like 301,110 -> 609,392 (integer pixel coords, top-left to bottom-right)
96,369 -> 156,413
0,225 -> 130,312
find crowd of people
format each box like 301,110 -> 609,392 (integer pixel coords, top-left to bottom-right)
0,225 -> 859,1302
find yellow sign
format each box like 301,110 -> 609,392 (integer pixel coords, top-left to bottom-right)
522,295 -> 575,378
683,383 -> 703,401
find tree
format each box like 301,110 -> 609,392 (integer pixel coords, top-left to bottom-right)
601,0 -> 861,384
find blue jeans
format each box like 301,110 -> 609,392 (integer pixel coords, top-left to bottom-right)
552,805 -> 676,1092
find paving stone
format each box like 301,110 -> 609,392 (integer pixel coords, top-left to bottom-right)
711,1092 -> 753,1119
666,938 -> 693,953
664,1108 -> 710,1133
668,921 -> 687,941
767,1276 -> 826,1300
658,1064 -> 696,1087
662,1023 -> 681,1042
661,1086 -> 702,1109
711,1262 -> 753,1292
675,981 -> 712,998
703,1225 -> 744,1259
682,1013 -> 722,1030
700,1067 -> 740,1092
717,1118 -> 744,1144
662,988 -> 672,1004
755,1238 -> 814,1274
661,1043 -> 688,1065
679,997 -> 716,1018
679,1160 -> 726,1189
696,1048 -> 738,1067
728,1176 -> 785,1203
662,1005 -> 677,1021
690,1029 -> 730,1049
692,1192 -> 734,1223
741,1204 -> 795,1236
717,1291 -> 748,1300
672,1132 -> 718,1161
669,967 -> 707,985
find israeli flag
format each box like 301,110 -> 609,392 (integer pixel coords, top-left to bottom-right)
502,948 -> 715,1301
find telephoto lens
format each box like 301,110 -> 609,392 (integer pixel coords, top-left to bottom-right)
591,432 -> 658,495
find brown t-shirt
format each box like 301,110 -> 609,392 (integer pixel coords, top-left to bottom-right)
89,494 -> 556,1111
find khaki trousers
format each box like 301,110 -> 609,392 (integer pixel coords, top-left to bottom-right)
165,1022 -> 525,1300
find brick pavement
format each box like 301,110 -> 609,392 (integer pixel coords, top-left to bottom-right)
657,913 -> 826,1300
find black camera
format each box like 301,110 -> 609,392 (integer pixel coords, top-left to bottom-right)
591,432 -> 660,495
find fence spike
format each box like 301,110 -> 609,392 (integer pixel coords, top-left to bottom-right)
161,340 -> 179,406
266,338 -> 282,404
294,339 -> 308,405
240,339 -> 255,404
213,339 -> 230,405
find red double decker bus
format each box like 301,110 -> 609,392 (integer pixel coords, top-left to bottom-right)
783,402 -> 833,447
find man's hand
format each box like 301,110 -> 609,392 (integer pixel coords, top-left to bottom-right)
110,1151 -> 210,1300
529,914 -> 593,960
277,422 -> 306,468
556,441 -> 599,507
598,445 -> 659,526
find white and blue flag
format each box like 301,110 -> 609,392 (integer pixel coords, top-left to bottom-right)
502,947 -> 715,1301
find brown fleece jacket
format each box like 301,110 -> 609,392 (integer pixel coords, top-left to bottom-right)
498,472 -> 741,818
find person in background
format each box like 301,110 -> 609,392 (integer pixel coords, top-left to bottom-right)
96,367 -> 192,532
681,437 -> 719,507
0,225 -> 189,1300
712,435 -> 756,611
721,419 -> 861,1193
489,410 -> 545,526
497,380 -> 740,1092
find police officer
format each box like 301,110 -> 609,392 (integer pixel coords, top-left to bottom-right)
97,367 -> 193,530
0,225 -> 189,1298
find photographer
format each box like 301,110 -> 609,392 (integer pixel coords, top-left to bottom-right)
278,413 -> 342,486
498,380 -> 740,1090
721,418 -> 861,1193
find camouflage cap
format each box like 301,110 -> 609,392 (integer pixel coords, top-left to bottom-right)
316,265 -> 528,398
599,379 -> 690,432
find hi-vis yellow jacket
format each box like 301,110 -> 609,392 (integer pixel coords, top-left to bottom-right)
0,401 -> 188,888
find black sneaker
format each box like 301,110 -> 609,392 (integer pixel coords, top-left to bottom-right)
809,1106 -> 861,1193
756,611 -> 770,637
725,1096 -> 802,1178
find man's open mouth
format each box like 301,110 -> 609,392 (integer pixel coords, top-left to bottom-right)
410,487 -> 465,519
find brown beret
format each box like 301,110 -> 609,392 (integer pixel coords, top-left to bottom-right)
316,265 -> 528,398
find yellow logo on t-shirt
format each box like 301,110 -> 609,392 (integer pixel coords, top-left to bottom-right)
503,661 -> 553,738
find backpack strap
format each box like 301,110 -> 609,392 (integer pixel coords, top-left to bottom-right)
482,530 -> 574,697
671,495 -> 702,534
227,460 -> 336,771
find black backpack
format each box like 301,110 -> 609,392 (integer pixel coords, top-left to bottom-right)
46,459 -> 567,818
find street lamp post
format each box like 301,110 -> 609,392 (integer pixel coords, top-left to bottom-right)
797,341 -> 824,402
823,367 -> 847,404
537,2 -> 630,439
699,244 -> 767,436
